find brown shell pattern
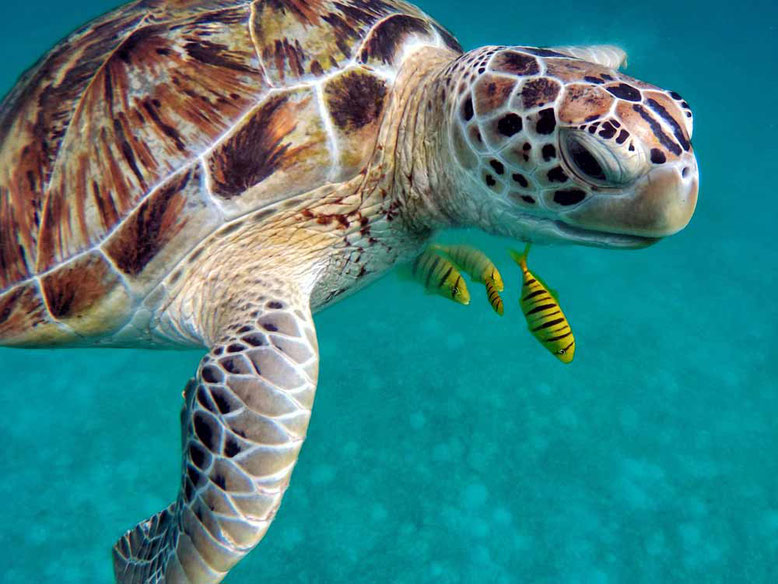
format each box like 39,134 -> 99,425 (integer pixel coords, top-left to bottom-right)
0,0 -> 461,343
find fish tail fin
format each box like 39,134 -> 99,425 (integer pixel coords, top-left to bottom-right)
508,243 -> 531,270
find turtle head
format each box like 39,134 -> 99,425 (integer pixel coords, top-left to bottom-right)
446,46 -> 698,248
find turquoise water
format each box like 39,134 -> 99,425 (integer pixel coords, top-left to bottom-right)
1,0 -> 776,582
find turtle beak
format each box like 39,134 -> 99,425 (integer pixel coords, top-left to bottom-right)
562,153 -> 699,238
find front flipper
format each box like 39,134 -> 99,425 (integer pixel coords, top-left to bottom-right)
113,286 -> 318,583
549,45 -> 628,69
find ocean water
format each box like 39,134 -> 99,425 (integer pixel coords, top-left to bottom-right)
0,0 -> 776,582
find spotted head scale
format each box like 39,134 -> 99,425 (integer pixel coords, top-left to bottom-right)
442,45 -> 698,247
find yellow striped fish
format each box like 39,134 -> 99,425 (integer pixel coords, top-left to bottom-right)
434,244 -> 504,315
411,249 -> 470,305
485,280 -> 504,315
509,244 -> 575,363
433,244 -> 504,290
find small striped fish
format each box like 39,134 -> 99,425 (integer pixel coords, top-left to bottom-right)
510,244 -> 575,363
434,244 -> 504,315
485,280 -> 504,315
433,244 -> 504,290
412,249 -> 470,305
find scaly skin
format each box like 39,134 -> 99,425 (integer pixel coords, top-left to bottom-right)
114,53 -> 466,580
403,46 -> 698,247
156,47 -> 457,346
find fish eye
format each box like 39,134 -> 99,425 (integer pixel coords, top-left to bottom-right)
557,349 -> 566,354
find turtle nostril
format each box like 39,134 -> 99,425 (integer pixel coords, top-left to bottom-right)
682,166 -> 691,179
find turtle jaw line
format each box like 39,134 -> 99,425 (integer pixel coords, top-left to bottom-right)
494,210 -> 658,249
552,220 -> 659,249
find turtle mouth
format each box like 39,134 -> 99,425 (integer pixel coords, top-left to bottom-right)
503,210 -> 659,249
553,220 -> 659,249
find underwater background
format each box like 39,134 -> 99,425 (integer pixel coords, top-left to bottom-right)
0,0 -> 776,581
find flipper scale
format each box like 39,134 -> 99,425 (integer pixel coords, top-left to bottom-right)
113,284 -> 318,583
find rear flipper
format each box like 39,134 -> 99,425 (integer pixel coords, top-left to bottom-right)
113,287 -> 318,583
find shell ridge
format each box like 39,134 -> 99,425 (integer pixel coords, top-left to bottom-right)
351,11 -> 407,59
95,247 -> 135,299
97,163 -> 202,253
34,13 -> 153,273
198,158 -> 230,219
12,160 -> 208,304
32,275 -> 84,339
193,73 -> 332,171
314,83 -> 342,182
248,0 -> 277,89
34,1 -> 270,276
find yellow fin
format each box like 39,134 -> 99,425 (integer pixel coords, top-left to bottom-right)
532,271 -> 559,300
508,243 -> 531,270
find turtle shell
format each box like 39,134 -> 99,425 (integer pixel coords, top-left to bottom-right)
0,0 -> 461,344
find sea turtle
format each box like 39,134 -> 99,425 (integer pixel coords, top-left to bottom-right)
0,0 -> 698,581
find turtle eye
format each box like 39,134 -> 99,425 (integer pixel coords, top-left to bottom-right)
566,140 -> 605,182
561,130 -> 637,188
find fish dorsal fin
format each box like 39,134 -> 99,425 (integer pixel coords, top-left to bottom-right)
533,272 -> 558,300
548,45 -> 628,69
